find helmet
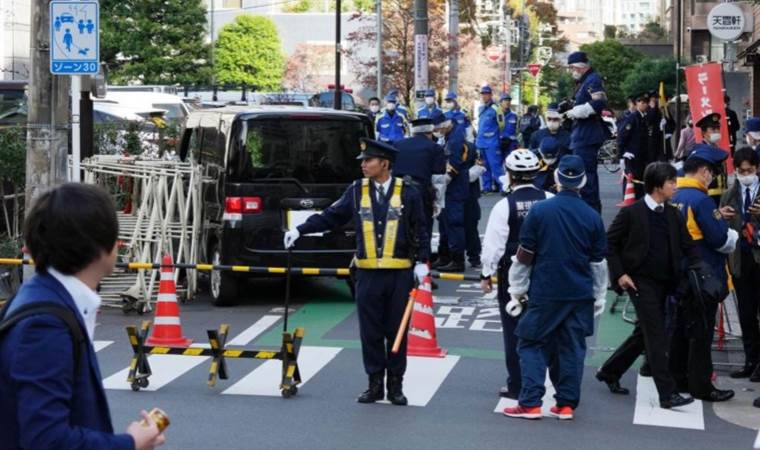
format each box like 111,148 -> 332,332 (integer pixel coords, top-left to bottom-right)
505,149 -> 541,173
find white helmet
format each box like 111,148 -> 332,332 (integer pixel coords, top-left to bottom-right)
505,149 -> 541,173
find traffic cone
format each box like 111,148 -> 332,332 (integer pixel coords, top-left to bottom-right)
407,275 -> 447,358
145,254 -> 192,347
617,174 -> 636,207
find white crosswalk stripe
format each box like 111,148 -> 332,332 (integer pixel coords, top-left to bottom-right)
377,355 -> 460,407
93,340 -> 113,352
633,375 -> 704,430
493,378 -> 557,417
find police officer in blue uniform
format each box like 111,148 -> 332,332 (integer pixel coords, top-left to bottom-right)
670,145 -> 737,402
503,155 -> 608,420
529,104 -> 570,155
500,94 -> 519,156
394,118 -> 447,244
387,90 -> 410,120
376,92 -> 408,144
563,51 -> 608,212
283,139 -> 430,406
480,149 -> 555,399
533,137 -> 562,193
443,92 -> 472,135
477,85 -> 506,193
417,89 -> 443,119
694,113 -> 728,205
745,117 -> 760,160
617,92 -> 651,199
465,149 -> 484,269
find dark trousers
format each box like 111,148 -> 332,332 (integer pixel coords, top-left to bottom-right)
599,277 -> 676,399
354,268 -> 414,376
464,191 -> 481,264
497,270 -> 521,393
669,299 -> 718,398
573,144 -> 601,213
735,247 -> 760,367
443,200 -> 466,254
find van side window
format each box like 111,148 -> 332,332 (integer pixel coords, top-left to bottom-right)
200,126 -> 220,165
187,128 -> 202,162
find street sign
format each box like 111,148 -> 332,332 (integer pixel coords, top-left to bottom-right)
536,46 -> 553,65
527,63 -> 542,77
50,1 -> 99,75
486,46 -> 502,63
707,2 -> 745,41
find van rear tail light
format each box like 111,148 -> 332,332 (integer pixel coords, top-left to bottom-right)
224,196 -> 262,215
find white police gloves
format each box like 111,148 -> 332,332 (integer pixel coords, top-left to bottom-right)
414,263 -> 429,285
565,103 -> 595,120
594,298 -> 606,318
283,229 -> 300,249
506,294 -> 527,317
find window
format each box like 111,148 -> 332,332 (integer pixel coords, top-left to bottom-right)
222,0 -> 241,8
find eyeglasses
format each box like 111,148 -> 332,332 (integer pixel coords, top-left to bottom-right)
547,118 -> 561,122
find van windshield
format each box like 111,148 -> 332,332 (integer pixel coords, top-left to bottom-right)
238,117 -> 366,184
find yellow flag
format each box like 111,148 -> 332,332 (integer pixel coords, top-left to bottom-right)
659,81 -> 670,119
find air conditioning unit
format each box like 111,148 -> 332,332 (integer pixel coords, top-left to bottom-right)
695,54 -> 708,64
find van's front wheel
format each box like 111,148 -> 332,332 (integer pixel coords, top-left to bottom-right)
209,243 -> 240,306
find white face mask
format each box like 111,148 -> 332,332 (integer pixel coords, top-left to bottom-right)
444,101 -> 455,111
543,157 -> 557,166
746,135 -> 756,146
738,174 -> 758,187
571,71 -> 582,81
370,105 -> 380,113
386,103 -> 396,111
546,121 -> 560,131
425,97 -> 435,106
707,132 -> 721,144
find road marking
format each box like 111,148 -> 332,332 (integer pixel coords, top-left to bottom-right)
102,315 -> 280,391
93,340 -> 113,352
221,346 -> 341,396
378,355 -> 460,407
633,375 -> 704,430
754,429 -> 760,449
494,378 -> 556,417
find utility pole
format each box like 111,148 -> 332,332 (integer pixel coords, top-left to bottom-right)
413,0 -> 428,109
210,0 -> 216,100
674,0 -> 682,147
334,0 -> 342,110
448,0 -> 459,94
376,0 -> 383,99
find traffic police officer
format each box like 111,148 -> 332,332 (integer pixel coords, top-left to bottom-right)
745,116 -> 760,160
695,113 -> 728,205
394,118 -> 447,244
480,149 -> 554,399
563,51 -> 608,212
283,138 -> 430,406
500,94 -> 519,156
503,155 -> 608,420
477,85 -> 506,193
436,116 -> 470,272
617,92 -> 651,199
417,89 -> 443,120
533,137 -> 562,193
376,93 -> 408,144
670,145 -> 737,402
529,104 -> 570,155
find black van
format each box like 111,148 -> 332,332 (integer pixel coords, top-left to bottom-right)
179,105 -> 373,305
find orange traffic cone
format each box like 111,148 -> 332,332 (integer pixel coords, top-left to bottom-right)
145,254 -> 192,347
617,174 -> 636,208
407,275 -> 446,358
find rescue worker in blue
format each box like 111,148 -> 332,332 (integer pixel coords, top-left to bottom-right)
283,138 -> 430,406
394,118 -> 447,246
376,93 -> 408,144
744,116 -> 760,161
387,90 -> 410,120
417,89 -> 443,120
529,104 -> 570,155
443,92 -> 472,136
435,116 -> 470,272
617,92 -> 652,199
499,93 -> 519,156
694,113 -> 728,206
533,137 -> 562,193
477,85 -> 506,193
670,145 -> 738,402
563,51 -> 608,213
480,149 -> 555,399
503,155 -> 608,420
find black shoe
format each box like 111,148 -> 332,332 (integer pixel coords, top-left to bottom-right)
469,261 -> 482,270
730,365 -> 755,379
499,386 -> 519,399
595,371 -> 629,395
702,388 -> 735,402
639,362 -> 652,378
357,373 -> 384,404
437,261 -> 465,272
750,365 -> 760,382
386,375 -> 408,406
660,393 -> 694,409
432,258 -> 451,269
754,397 -> 760,408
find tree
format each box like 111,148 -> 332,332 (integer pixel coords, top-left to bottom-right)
621,57 -> 680,99
579,40 -> 643,107
100,0 -> 212,85
283,44 -> 334,91
635,21 -> 669,41
214,15 -> 285,90
604,25 -> 617,40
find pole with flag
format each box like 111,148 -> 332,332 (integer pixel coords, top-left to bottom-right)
659,81 -> 670,160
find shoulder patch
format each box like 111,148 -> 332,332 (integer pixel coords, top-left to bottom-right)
712,209 -> 722,220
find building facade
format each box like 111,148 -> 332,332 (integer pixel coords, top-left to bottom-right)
1,0 -> 31,80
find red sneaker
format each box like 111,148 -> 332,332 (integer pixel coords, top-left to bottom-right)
549,405 -> 574,420
503,405 -> 542,419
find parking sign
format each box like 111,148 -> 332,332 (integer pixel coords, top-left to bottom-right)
50,1 -> 99,75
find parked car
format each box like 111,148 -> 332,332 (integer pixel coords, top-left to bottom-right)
179,105 -> 374,305
99,91 -> 190,122
309,85 -> 357,111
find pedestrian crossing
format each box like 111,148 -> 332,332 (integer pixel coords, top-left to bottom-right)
633,375 -> 704,430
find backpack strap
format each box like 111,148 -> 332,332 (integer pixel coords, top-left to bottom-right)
0,301 -> 85,377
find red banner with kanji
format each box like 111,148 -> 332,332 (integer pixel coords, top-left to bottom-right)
684,62 -> 731,154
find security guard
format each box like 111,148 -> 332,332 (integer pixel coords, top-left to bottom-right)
533,137 -> 562,193
529,104 -> 571,155
443,92 -> 473,139
617,92 -> 651,199
695,113 -> 728,205
417,89 -> 443,120
283,138 -> 430,406
376,93 -> 408,144
500,94 -> 519,156
480,149 -> 554,399
670,145 -> 737,402
394,118 -> 448,243
477,85 -> 506,193
503,155 -> 608,420
564,51 -> 608,212
745,117 -> 760,160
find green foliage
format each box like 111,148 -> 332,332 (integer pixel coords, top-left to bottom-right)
246,131 -> 264,167
579,40 -> 644,107
100,0 -> 212,85
0,127 -> 25,186
621,57 -> 680,99
353,0 -> 376,12
282,0 -> 313,13
214,15 -> 285,90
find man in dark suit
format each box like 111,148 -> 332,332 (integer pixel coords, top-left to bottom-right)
596,162 -> 699,409
0,184 -> 165,450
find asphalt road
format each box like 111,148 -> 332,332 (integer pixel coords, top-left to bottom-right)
91,168 -> 760,450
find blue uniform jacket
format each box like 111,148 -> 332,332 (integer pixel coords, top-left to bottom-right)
0,273 -> 134,450
476,102 -> 503,148
376,111 -> 407,144
416,105 -> 443,120
445,108 -> 470,131
297,178 -> 431,263
529,128 -> 571,155
393,136 -> 447,187
570,69 -> 608,150
672,177 -> 731,284
518,190 -> 607,303
444,127 -> 470,202
501,110 -> 519,142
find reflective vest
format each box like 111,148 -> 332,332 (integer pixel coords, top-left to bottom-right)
354,178 -> 413,269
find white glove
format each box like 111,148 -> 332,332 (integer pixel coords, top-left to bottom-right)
283,229 -> 300,249
660,118 -> 667,131
619,159 -> 626,172
444,174 -> 452,185
432,205 -> 441,219
566,103 -> 595,120
469,164 -> 486,183
414,263 -> 429,284
717,228 -> 739,254
506,295 -> 526,317
594,298 -> 606,318
622,152 -> 635,160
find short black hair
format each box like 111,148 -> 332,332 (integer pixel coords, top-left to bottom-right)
24,183 -> 118,275
644,161 -> 677,194
683,157 -> 716,175
369,97 -> 380,103
733,146 -> 759,169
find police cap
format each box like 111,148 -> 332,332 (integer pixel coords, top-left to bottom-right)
746,117 -> 760,139
695,113 -> 721,130
687,143 -> 728,166
480,85 -> 493,94
539,137 -> 561,158
357,138 -> 398,162
500,93 -> 512,102
567,51 -> 588,65
556,155 -> 586,188
445,92 -> 457,101
424,88 -> 435,97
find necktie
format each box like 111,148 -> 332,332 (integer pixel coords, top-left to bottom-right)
377,184 -> 385,205
655,205 -> 664,213
745,187 -> 752,223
